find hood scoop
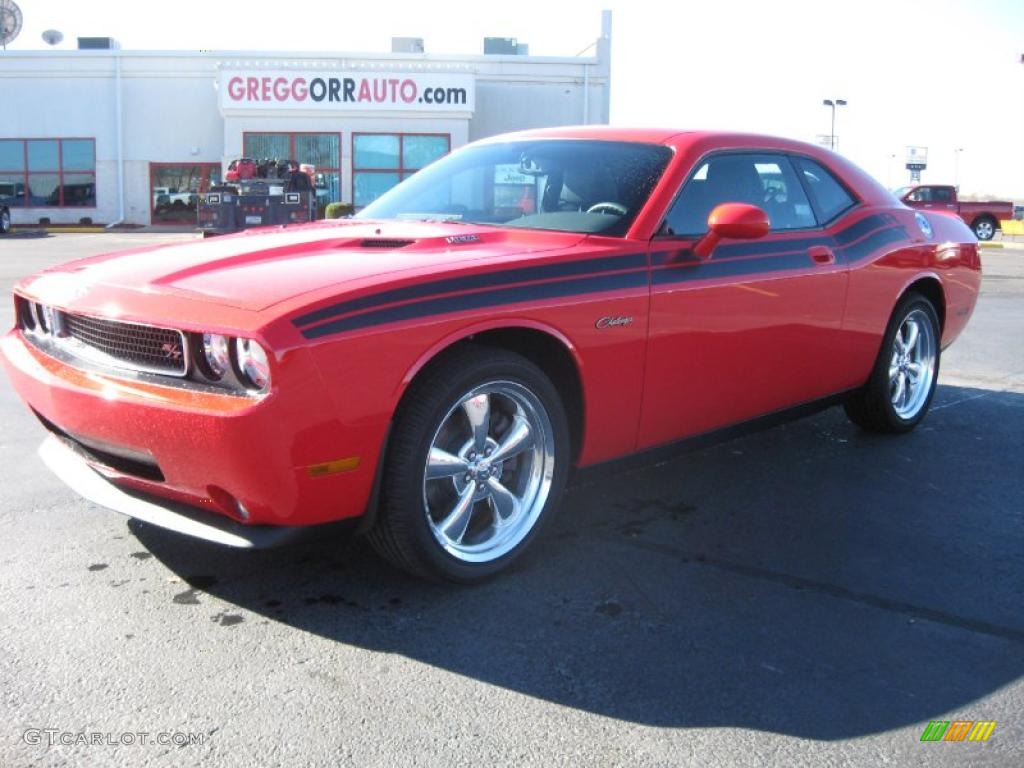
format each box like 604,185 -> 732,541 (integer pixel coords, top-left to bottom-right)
359,238 -> 415,249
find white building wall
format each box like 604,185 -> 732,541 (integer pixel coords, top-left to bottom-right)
0,39 -> 609,226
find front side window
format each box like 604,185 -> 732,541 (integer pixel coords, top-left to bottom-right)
356,139 -> 672,237
662,152 -> 815,236
353,133 -> 450,207
795,157 -> 858,222
0,138 -> 96,207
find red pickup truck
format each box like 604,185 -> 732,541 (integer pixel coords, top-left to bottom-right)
896,184 -> 1014,240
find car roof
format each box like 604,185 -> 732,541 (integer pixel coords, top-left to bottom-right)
481,125 -> 822,153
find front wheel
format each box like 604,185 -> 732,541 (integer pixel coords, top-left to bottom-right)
972,216 -> 996,241
844,293 -> 940,433
368,345 -> 569,583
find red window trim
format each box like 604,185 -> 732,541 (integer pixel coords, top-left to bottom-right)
0,137 -> 97,209
351,132 -> 451,206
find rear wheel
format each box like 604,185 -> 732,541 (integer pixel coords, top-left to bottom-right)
0,207 -> 10,234
972,216 -> 996,241
368,345 -> 569,583
844,293 -> 940,433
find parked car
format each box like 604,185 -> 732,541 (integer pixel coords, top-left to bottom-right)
895,184 -> 1014,240
152,186 -> 197,212
2,127 -> 981,582
0,181 -> 18,234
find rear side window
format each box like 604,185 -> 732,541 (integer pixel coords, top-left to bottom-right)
932,187 -> 954,202
796,157 -> 857,222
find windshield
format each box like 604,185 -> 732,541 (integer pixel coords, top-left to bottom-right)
356,139 -> 673,237
892,186 -> 912,199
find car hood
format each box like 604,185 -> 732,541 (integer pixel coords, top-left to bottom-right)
24,220 -> 586,313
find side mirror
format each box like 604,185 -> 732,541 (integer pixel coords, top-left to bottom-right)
693,203 -> 770,260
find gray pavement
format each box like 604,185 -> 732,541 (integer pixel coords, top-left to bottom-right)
0,233 -> 1021,767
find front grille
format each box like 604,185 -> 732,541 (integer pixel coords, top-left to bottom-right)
62,313 -> 188,376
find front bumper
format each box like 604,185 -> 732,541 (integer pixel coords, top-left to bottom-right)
2,329 -> 383,528
39,435 -> 310,547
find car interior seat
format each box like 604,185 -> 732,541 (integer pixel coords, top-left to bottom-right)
560,164 -> 619,212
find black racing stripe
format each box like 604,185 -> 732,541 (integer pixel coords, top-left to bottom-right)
293,252 -> 647,328
832,213 -> 889,245
842,226 -> 909,264
652,224 -> 909,287
714,236 -> 832,260
650,213 -> 888,266
652,251 -> 818,285
650,237 -> 831,267
302,270 -> 649,339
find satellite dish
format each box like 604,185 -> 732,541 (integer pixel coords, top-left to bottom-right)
42,29 -> 63,46
0,0 -> 23,48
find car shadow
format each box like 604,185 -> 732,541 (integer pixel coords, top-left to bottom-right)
131,383 -> 1024,739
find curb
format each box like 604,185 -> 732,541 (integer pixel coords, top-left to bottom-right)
11,227 -> 108,234
982,241 -> 1024,251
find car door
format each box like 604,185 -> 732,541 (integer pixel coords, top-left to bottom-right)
929,186 -> 959,214
637,151 -> 851,449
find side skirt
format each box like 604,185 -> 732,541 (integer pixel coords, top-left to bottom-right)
572,390 -> 856,484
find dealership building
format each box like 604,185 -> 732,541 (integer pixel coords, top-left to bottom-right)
0,13 -> 610,226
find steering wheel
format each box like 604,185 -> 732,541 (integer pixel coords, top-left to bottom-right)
586,201 -> 627,216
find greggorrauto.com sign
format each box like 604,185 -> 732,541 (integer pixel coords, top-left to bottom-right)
220,71 -> 475,113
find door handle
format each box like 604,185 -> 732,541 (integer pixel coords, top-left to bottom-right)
809,245 -> 835,265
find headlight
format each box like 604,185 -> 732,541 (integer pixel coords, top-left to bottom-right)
202,333 -> 231,378
235,338 -> 270,391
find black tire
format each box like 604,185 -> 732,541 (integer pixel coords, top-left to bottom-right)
972,216 -> 996,241
844,293 -> 941,433
0,207 -> 10,234
367,344 -> 570,583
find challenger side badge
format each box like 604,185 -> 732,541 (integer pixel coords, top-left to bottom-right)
446,234 -> 479,244
915,212 -> 933,238
596,316 -> 634,329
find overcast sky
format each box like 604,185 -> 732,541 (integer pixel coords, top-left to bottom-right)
6,0 -> 1024,198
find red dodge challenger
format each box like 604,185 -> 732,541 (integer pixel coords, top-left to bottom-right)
1,127 -> 981,582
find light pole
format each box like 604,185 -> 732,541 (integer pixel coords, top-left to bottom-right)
822,98 -> 847,151
954,147 -> 964,190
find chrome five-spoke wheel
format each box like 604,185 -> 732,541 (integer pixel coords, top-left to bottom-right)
369,345 -> 569,582
424,382 -> 556,563
888,308 -> 937,420
844,293 -> 941,433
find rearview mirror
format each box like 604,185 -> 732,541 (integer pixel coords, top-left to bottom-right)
693,203 -> 770,260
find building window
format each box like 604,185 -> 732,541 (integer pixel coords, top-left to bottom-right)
243,132 -> 340,211
0,138 -> 96,207
150,163 -> 223,223
353,133 -> 450,207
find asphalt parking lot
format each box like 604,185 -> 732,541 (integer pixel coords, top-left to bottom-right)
1,232 -> 1021,767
